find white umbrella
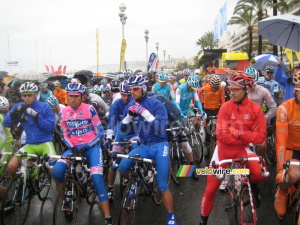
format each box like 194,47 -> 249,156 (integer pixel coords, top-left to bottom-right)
15,71 -> 45,82
258,14 -> 300,52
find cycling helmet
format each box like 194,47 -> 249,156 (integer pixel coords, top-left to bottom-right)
120,81 -> 131,94
19,82 -> 38,94
187,76 -> 199,90
183,68 -> 191,76
123,69 -> 133,78
158,73 -> 168,82
41,83 -> 48,88
53,80 -> 61,87
71,78 -> 78,83
47,96 -> 59,108
110,79 -> 120,92
266,66 -> 275,73
83,86 -> 89,95
128,74 -> 148,91
103,86 -> 111,94
245,66 -> 259,82
294,72 -> 300,91
118,72 -> 124,79
0,97 -> 9,110
148,70 -> 156,78
92,86 -> 101,95
210,74 -> 220,86
66,82 -> 85,95
228,71 -> 254,87
101,79 -> 105,85
221,81 -> 227,91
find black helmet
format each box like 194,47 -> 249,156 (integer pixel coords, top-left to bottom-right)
110,79 -> 120,92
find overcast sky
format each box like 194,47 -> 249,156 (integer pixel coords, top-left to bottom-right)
0,0 -> 239,73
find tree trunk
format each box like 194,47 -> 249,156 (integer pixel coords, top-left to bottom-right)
273,0 -> 278,56
258,10 -> 263,55
249,29 -> 253,61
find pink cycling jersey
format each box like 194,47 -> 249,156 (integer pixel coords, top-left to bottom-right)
60,103 -> 101,147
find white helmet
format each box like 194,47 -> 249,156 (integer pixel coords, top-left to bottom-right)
0,97 -> 9,110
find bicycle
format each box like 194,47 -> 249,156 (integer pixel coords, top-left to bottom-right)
265,122 -> 276,166
184,115 -> 203,163
50,153 -> 97,225
212,156 -> 269,225
52,127 -> 67,155
111,140 -> 140,198
167,126 -> 188,185
278,160 -> 300,224
100,135 -> 113,182
0,152 -> 52,225
0,152 -> 13,208
206,115 -> 217,153
114,154 -> 162,225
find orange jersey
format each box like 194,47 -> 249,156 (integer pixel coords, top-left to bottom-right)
198,84 -> 225,110
276,98 -> 300,169
54,88 -> 68,105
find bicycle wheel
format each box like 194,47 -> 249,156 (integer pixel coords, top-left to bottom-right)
236,186 -> 256,225
265,133 -> 277,166
170,142 -> 184,185
53,133 -> 65,155
1,175 -> 31,225
102,148 -> 111,183
119,178 -> 138,225
120,174 -> 128,198
85,176 -> 97,205
152,176 -> 162,205
53,179 -> 80,225
37,167 -> 52,201
294,198 -> 300,225
190,133 -> 203,164
210,135 -> 216,154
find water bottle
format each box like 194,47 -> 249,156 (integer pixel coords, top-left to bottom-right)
128,181 -> 136,199
148,171 -> 153,183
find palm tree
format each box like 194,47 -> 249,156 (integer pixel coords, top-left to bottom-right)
204,31 -> 216,49
196,36 -> 207,52
235,0 -> 272,55
228,8 -> 257,61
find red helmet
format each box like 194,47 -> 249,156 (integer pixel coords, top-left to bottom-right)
228,71 -> 254,87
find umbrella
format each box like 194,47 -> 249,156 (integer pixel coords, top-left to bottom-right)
0,71 -> 8,79
252,54 -> 288,72
15,71 -> 45,81
46,75 -> 68,81
258,14 -> 300,52
74,70 -> 93,76
3,75 -> 14,84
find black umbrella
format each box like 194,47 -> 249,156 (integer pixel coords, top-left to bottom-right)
74,70 -> 93,76
0,71 -> 8,79
73,74 -> 88,84
46,75 -> 68,81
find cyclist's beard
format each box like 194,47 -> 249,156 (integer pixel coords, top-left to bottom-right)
135,90 -> 147,102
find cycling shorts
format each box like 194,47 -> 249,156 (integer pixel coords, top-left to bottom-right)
0,144 -> 13,175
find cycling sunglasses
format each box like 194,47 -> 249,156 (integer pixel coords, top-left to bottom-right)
228,87 -> 243,93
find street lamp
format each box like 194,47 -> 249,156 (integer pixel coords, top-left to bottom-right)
163,50 -> 166,64
144,29 -> 149,72
119,3 -> 127,70
156,42 -> 159,56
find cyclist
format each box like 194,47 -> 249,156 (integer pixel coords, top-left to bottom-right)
52,82 -> 112,225
274,58 -> 300,101
46,96 -> 65,127
257,66 -> 279,105
148,91 -> 198,180
4,82 -> 56,179
152,73 -> 175,100
53,81 -> 68,105
123,69 -> 134,80
38,82 -> 53,103
147,70 -> 157,91
83,87 -> 109,116
106,81 -> 139,201
198,74 -> 225,155
0,97 -> 13,199
199,72 -> 268,225
118,74 -> 178,225
179,68 -> 191,85
176,75 -> 204,119
110,79 -> 121,104
274,73 -> 300,218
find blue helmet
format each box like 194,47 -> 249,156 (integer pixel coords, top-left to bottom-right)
123,69 -> 133,79
158,73 -> 168,82
128,74 -> 148,91
66,82 -> 85,95
41,83 -> 48,88
183,68 -> 191,76
245,66 -> 258,82
47,96 -> 59,108
103,86 -> 111,94
119,81 -> 130,94
187,75 -> 199,90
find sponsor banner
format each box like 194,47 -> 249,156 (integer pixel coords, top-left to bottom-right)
7,61 -> 19,67
285,48 -> 294,68
147,53 -> 156,72
120,39 -> 127,72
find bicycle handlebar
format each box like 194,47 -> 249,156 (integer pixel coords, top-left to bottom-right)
212,156 -> 269,178
43,154 -> 89,171
112,141 -> 140,146
282,160 -> 300,183
112,154 -> 155,168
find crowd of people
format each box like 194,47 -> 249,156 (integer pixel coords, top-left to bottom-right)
0,59 -> 299,225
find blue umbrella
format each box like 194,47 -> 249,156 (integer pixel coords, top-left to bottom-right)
252,54 -> 287,73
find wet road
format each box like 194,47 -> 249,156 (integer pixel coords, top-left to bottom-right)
21,157 -> 294,225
